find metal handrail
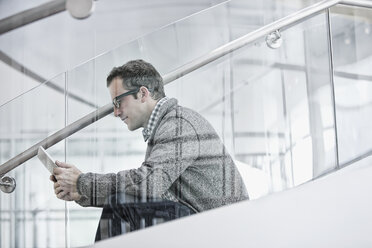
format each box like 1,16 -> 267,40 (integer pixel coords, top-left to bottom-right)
0,0 -> 66,35
1,0 -> 371,177
339,0 -> 372,8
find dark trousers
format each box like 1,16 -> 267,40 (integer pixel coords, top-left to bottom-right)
95,193 -> 195,242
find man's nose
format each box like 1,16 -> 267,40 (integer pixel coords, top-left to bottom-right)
113,106 -> 121,117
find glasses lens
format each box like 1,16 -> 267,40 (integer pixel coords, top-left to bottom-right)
112,88 -> 139,108
113,99 -> 119,108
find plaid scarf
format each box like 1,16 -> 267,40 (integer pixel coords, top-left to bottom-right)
142,97 -> 169,142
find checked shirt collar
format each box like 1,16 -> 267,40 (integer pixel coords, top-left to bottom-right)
142,97 -> 169,142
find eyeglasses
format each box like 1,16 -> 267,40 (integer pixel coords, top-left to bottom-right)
112,88 -> 139,109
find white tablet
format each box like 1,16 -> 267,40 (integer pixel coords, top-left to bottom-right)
37,146 -> 57,174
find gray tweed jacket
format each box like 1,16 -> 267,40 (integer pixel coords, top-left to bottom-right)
76,98 -> 248,212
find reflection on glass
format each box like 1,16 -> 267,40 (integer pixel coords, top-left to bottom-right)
331,5 -> 372,166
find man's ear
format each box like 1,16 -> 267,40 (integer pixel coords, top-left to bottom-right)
139,86 -> 150,102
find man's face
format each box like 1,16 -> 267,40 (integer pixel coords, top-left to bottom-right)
109,77 -> 148,131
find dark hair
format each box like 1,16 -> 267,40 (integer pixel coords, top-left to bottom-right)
106,59 -> 165,100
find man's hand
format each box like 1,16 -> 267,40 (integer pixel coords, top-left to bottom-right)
50,161 -> 82,201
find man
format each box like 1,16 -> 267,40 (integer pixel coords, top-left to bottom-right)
52,59 -> 248,238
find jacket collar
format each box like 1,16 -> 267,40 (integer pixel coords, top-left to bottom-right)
146,97 -> 178,143
142,97 -> 169,141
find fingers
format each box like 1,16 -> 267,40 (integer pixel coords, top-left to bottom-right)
54,173 -> 63,181
54,182 -> 71,200
53,167 -> 71,178
55,161 -> 72,168
54,187 -> 81,201
57,190 -> 70,200
53,167 -> 63,175
54,182 -> 65,196
54,182 -> 60,190
49,175 -> 57,182
54,180 -> 74,193
54,182 -> 71,194
53,161 -> 75,175
51,161 -> 82,202
54,188 -> 63,198
55,186 -> 63,195
55,180 -> 69,189
54,174 -> 73,186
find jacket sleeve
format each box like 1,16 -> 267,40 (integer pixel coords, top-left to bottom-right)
75,116 -> 200,207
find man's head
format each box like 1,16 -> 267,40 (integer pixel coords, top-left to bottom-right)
107,60 -> 165,131
107,59 -> 165,100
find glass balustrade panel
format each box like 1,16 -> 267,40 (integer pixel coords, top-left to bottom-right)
166,11 -> 338,199
330,5 -> 372,166
0,73 -> 67,248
